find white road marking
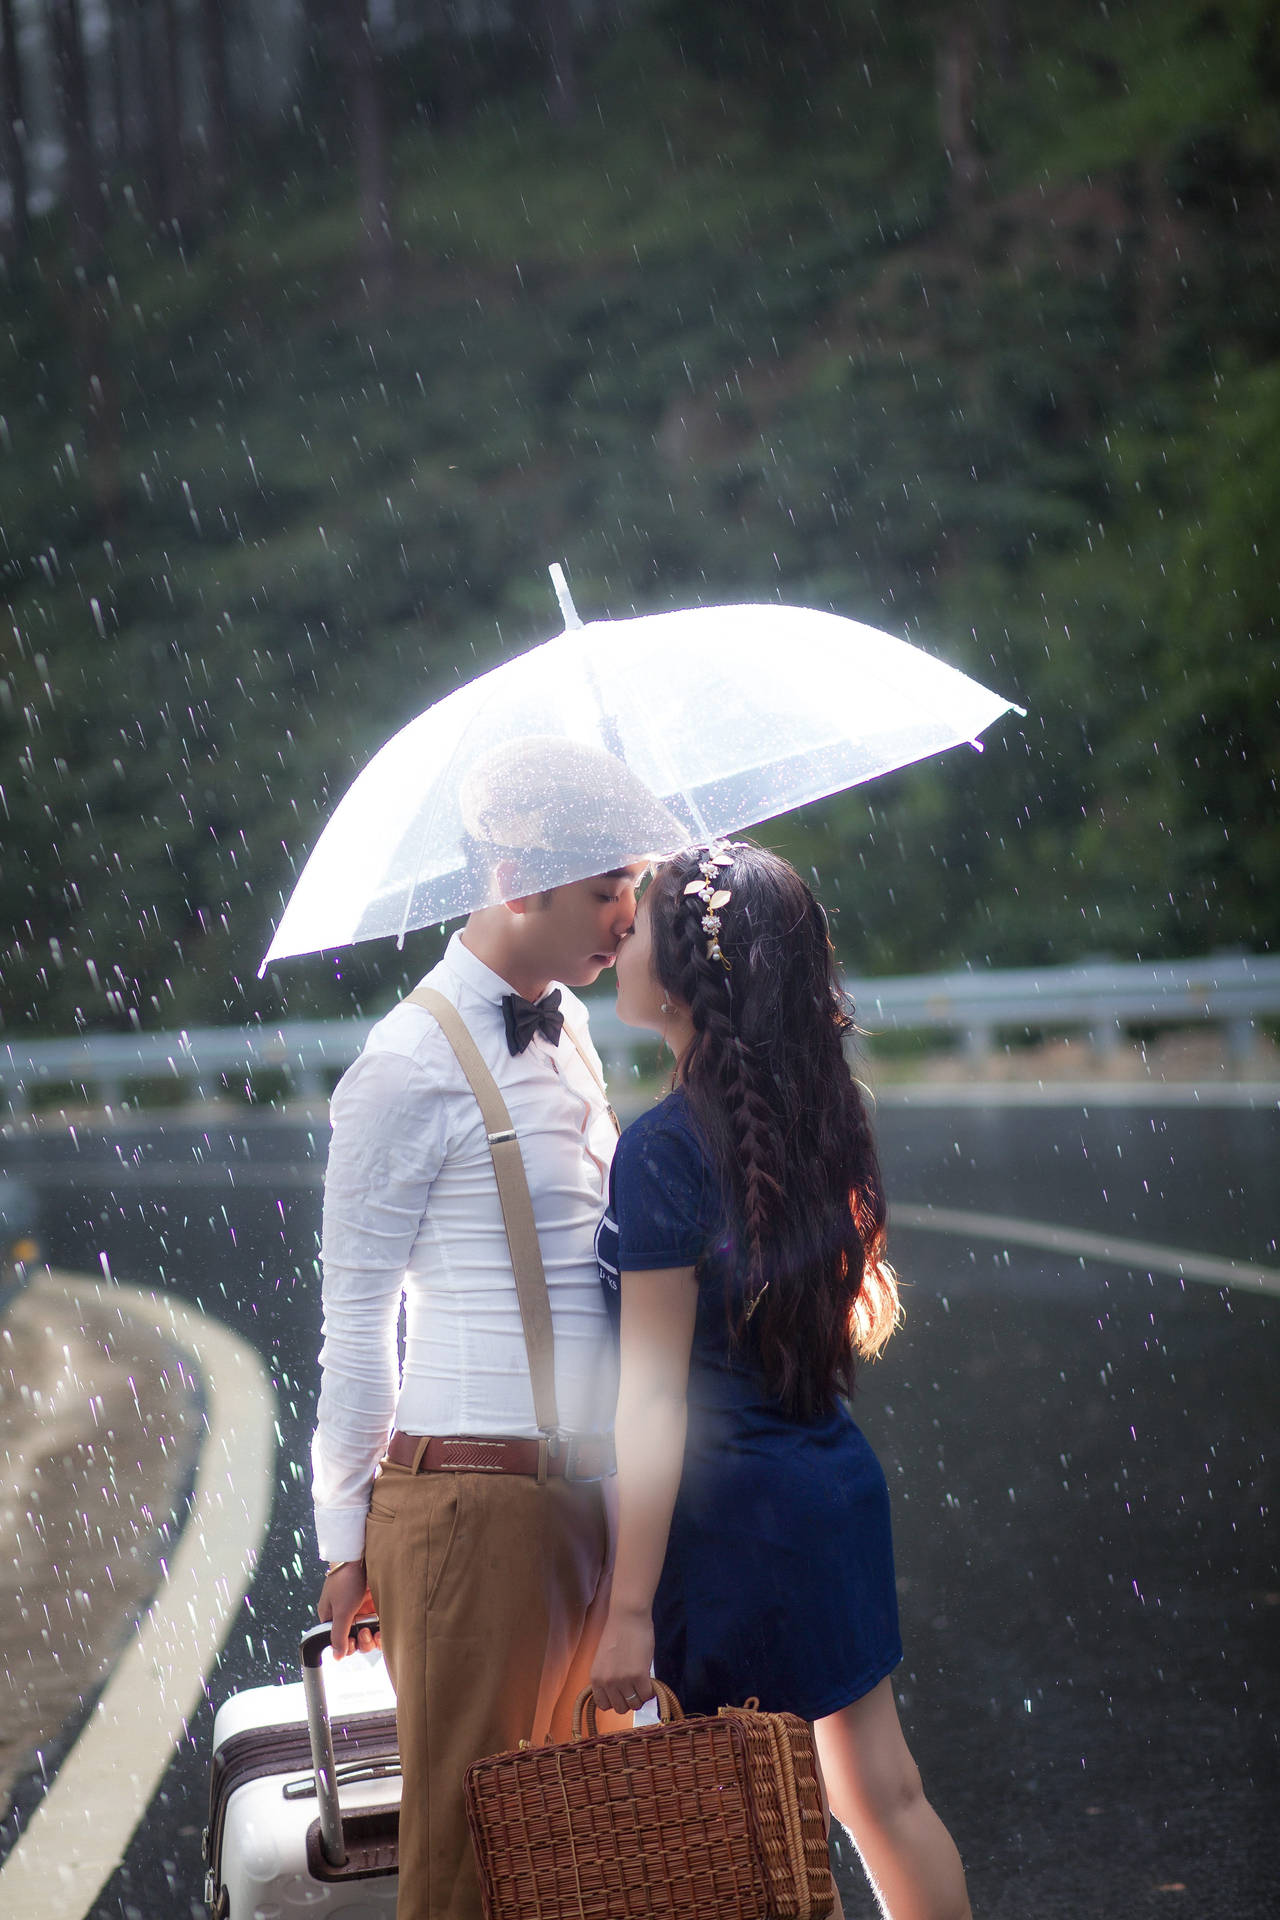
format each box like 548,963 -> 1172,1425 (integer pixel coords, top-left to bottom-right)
0,1274 -> 277,1920
892,1204 -> 1280,1296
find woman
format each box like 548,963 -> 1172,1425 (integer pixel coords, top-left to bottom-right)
591,842 -> 970,1920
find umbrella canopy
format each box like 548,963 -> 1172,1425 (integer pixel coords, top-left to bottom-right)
261,580 -> 1020,970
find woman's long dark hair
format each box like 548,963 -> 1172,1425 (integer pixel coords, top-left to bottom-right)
649,841 -> 899,1419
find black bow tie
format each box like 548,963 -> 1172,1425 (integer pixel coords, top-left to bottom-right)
502,988 -> 564,1056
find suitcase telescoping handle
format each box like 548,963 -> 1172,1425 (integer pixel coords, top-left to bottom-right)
300,1617 -> 380,1869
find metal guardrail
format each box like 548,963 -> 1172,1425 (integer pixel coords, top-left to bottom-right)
0,1019 -> 365,1116
847,952 -> 1280,1058
2,953 -> 1277,1116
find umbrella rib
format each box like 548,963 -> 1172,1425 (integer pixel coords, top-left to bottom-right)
635,723 -> 714,846
393,712 -> 483,948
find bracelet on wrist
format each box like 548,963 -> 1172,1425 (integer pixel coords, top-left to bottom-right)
327,1557 -> 363,1576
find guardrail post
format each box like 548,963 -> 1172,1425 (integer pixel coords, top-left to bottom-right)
1089,1016 -> 1125,1055
1225,1016 -> 1255,1061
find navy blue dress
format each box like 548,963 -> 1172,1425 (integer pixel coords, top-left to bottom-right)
595,1088 -> 902,1722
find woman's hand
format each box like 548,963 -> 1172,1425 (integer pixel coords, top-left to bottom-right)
318,1559 -> 379,1658
590,1602 -> 656,1715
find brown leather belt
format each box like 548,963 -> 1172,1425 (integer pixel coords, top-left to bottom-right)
385,1429 -> 615,1482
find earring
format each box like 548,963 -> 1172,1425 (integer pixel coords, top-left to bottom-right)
660,999 -> 672,1015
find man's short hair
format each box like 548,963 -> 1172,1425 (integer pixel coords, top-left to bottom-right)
458,735 -> 691,900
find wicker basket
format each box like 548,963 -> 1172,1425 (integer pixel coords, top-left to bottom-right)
464,1681 -> 835,1920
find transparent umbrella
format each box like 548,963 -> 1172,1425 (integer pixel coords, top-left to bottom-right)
260,568 -> 1022,970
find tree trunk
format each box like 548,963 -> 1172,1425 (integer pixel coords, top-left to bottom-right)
159,0 -> 184,226
302,0 -> 345,143
48,0 -> 122,524
533,0 -> 577,125
339,0 -> 393,305
937,19 -> 984,211
198,0 -> 233,218
106,0 -> 132,162
1,0 -> 30,263
424,0 -> 466,131
48,0 -> 100,258
986,0 -> 1014,84
134,0 -> 184,228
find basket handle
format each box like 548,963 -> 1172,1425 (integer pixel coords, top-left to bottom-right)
573,1679 -> 683,1740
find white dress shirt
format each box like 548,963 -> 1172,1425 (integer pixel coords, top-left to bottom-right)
312,932 -> 619,1564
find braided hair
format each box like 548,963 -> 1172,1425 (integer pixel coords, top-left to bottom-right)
648,841 -> 899,1419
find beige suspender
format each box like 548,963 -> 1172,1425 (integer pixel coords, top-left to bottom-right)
404,985 -> 618,1450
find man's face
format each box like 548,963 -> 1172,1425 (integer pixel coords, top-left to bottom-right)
522,865 -> 647,989
614,884 -> 667,1031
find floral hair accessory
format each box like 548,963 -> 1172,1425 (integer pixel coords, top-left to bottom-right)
682,844 -> 734,969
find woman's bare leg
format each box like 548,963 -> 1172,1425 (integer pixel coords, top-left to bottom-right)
814,1678 -> 970,1920
816,1757 -> 848,1919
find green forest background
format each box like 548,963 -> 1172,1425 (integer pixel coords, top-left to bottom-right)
2,0 -> 1278,1036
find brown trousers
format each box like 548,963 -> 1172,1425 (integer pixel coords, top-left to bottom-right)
364,1457 -> 618,1920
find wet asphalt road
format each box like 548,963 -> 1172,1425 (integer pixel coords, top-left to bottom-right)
2,1089 -> 1277,1919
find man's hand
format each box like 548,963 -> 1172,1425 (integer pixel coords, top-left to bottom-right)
317,1560 -> 379,1659
590,1601 -> 656,1716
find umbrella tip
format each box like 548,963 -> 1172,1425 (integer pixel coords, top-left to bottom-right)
548,562 -> 583,631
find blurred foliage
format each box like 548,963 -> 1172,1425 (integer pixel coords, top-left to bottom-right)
1,0 -> 1277,1035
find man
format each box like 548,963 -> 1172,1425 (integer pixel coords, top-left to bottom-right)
313,739 -> 685,1920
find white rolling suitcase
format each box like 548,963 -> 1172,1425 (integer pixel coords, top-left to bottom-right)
204,1621 -> 401,1918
